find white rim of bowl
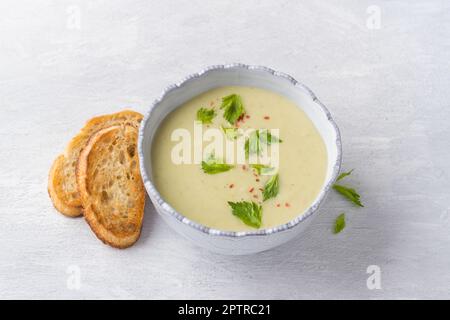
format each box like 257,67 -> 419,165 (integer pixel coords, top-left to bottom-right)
138,63 -> 342,238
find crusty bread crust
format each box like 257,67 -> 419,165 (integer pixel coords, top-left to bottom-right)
76,125 -> 145,248
48,110 -> 143,217
48,155 -> 83,217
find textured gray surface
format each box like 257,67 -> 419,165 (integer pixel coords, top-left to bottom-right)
0,0 -> 449,299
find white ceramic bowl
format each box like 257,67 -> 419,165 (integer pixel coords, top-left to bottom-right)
138,64 -> 342,255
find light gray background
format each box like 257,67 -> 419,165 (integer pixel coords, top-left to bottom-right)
1,0 -> 449,299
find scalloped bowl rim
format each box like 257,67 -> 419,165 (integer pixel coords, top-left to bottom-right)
138,63 -> 342,238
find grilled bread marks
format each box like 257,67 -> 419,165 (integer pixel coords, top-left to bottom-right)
77,125 -> 145,248
48,110 -> 143,217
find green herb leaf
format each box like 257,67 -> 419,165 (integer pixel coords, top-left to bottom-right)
201,161 -> 234,174
250,164 -> 271,175
228,201 -> 262,228
258,129 -> 283,144
196,107 -> 216,124
221,125 -> 240,140
262,174 -> 280,201
333,184 -> 364,207
250,164 -> 276,175
336,169 -> 354,182
244,138 -> 249,159
245,129 -> 282,158
201,155 -> 234,174
220,94 -> 245,125
333,213 -> 346,234
247,130 -> 260,155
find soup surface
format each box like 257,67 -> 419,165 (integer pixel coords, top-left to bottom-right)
151,86 -> 327,231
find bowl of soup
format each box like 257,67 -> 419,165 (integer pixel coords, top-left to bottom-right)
138,64 -> 341,255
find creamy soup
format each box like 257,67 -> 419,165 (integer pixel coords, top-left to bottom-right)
151,86 -> 327,231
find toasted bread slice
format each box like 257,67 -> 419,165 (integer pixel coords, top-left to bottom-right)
48,110 -> 143,217
76,125 -> 145,248
48,155 -> 84,217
